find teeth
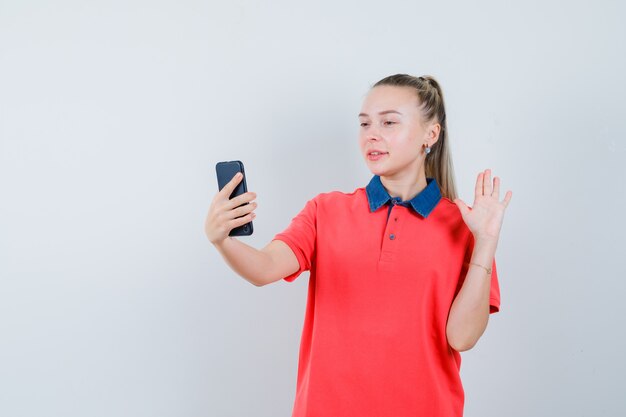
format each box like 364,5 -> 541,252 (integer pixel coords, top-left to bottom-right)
371,152 -> 384,155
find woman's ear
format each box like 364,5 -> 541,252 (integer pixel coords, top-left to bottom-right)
428,123 -> 441,146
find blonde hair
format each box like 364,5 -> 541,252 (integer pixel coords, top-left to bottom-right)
371,74 -> 458,201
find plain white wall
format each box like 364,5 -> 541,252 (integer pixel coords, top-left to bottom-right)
1,1 -> 625,416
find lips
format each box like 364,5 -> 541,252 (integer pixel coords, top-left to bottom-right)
367,150 -> 388,161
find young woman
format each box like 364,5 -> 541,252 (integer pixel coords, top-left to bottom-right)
205,73 -> 512,417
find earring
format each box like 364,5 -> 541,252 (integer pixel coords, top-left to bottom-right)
424,143 -> 431,155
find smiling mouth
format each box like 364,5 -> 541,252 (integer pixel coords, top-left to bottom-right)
367,151 -> 388,161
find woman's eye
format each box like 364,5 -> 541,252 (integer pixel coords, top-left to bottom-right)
360,121 -> 395,127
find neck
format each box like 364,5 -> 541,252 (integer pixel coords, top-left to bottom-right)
379,169 -> 428,202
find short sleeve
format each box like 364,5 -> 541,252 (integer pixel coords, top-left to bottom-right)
271,196 -> 318,282
457,235 -> 501,314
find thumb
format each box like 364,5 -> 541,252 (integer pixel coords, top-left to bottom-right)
453,198 -> 471,217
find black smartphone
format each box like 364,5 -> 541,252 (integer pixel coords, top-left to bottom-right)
215,160 -> 253,236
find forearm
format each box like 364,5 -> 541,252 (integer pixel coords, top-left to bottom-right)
213,237 -> 273,286
446,237 -> 498,352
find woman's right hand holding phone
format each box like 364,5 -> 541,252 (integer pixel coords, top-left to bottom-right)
205,173 -> 257,245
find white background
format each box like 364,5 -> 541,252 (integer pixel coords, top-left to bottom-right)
1,1 -> 625,416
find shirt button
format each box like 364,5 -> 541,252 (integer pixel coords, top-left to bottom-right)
394,217 -> 398,221
389,233 -> 395,240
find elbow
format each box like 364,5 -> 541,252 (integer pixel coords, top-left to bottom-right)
255,274 -> 286,287
252,276 -> 267,287
251,273 -> 277,287
447,311 -> 489,352
241,274 -> 266,287
449,338 -> 476,352
446,327 -> 478,352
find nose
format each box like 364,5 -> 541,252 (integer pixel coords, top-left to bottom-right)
366,125 -> 382,142
367,134 -> 381,143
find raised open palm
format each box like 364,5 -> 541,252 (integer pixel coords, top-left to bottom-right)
453,169 -> 512,241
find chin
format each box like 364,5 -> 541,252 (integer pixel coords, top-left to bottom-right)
365,163 -> 388,176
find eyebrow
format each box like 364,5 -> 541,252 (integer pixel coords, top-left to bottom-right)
358,110 -> 403,117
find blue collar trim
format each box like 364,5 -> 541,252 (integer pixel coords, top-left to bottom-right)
365,174 -> 442,218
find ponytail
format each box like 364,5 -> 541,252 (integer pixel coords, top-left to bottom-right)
371,74 -> 458,200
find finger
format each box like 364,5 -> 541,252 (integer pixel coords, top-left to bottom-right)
492,176 -> 500,199
227,201 -> 257,220
225,191 -> 257,210
228,211 -> 255,230
474,172 -> 483,197
502,190 -> 512,208
219,172 -> 243,199
484,169 -> 492,196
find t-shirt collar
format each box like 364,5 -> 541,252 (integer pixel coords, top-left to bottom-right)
365,174 -> 442,218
